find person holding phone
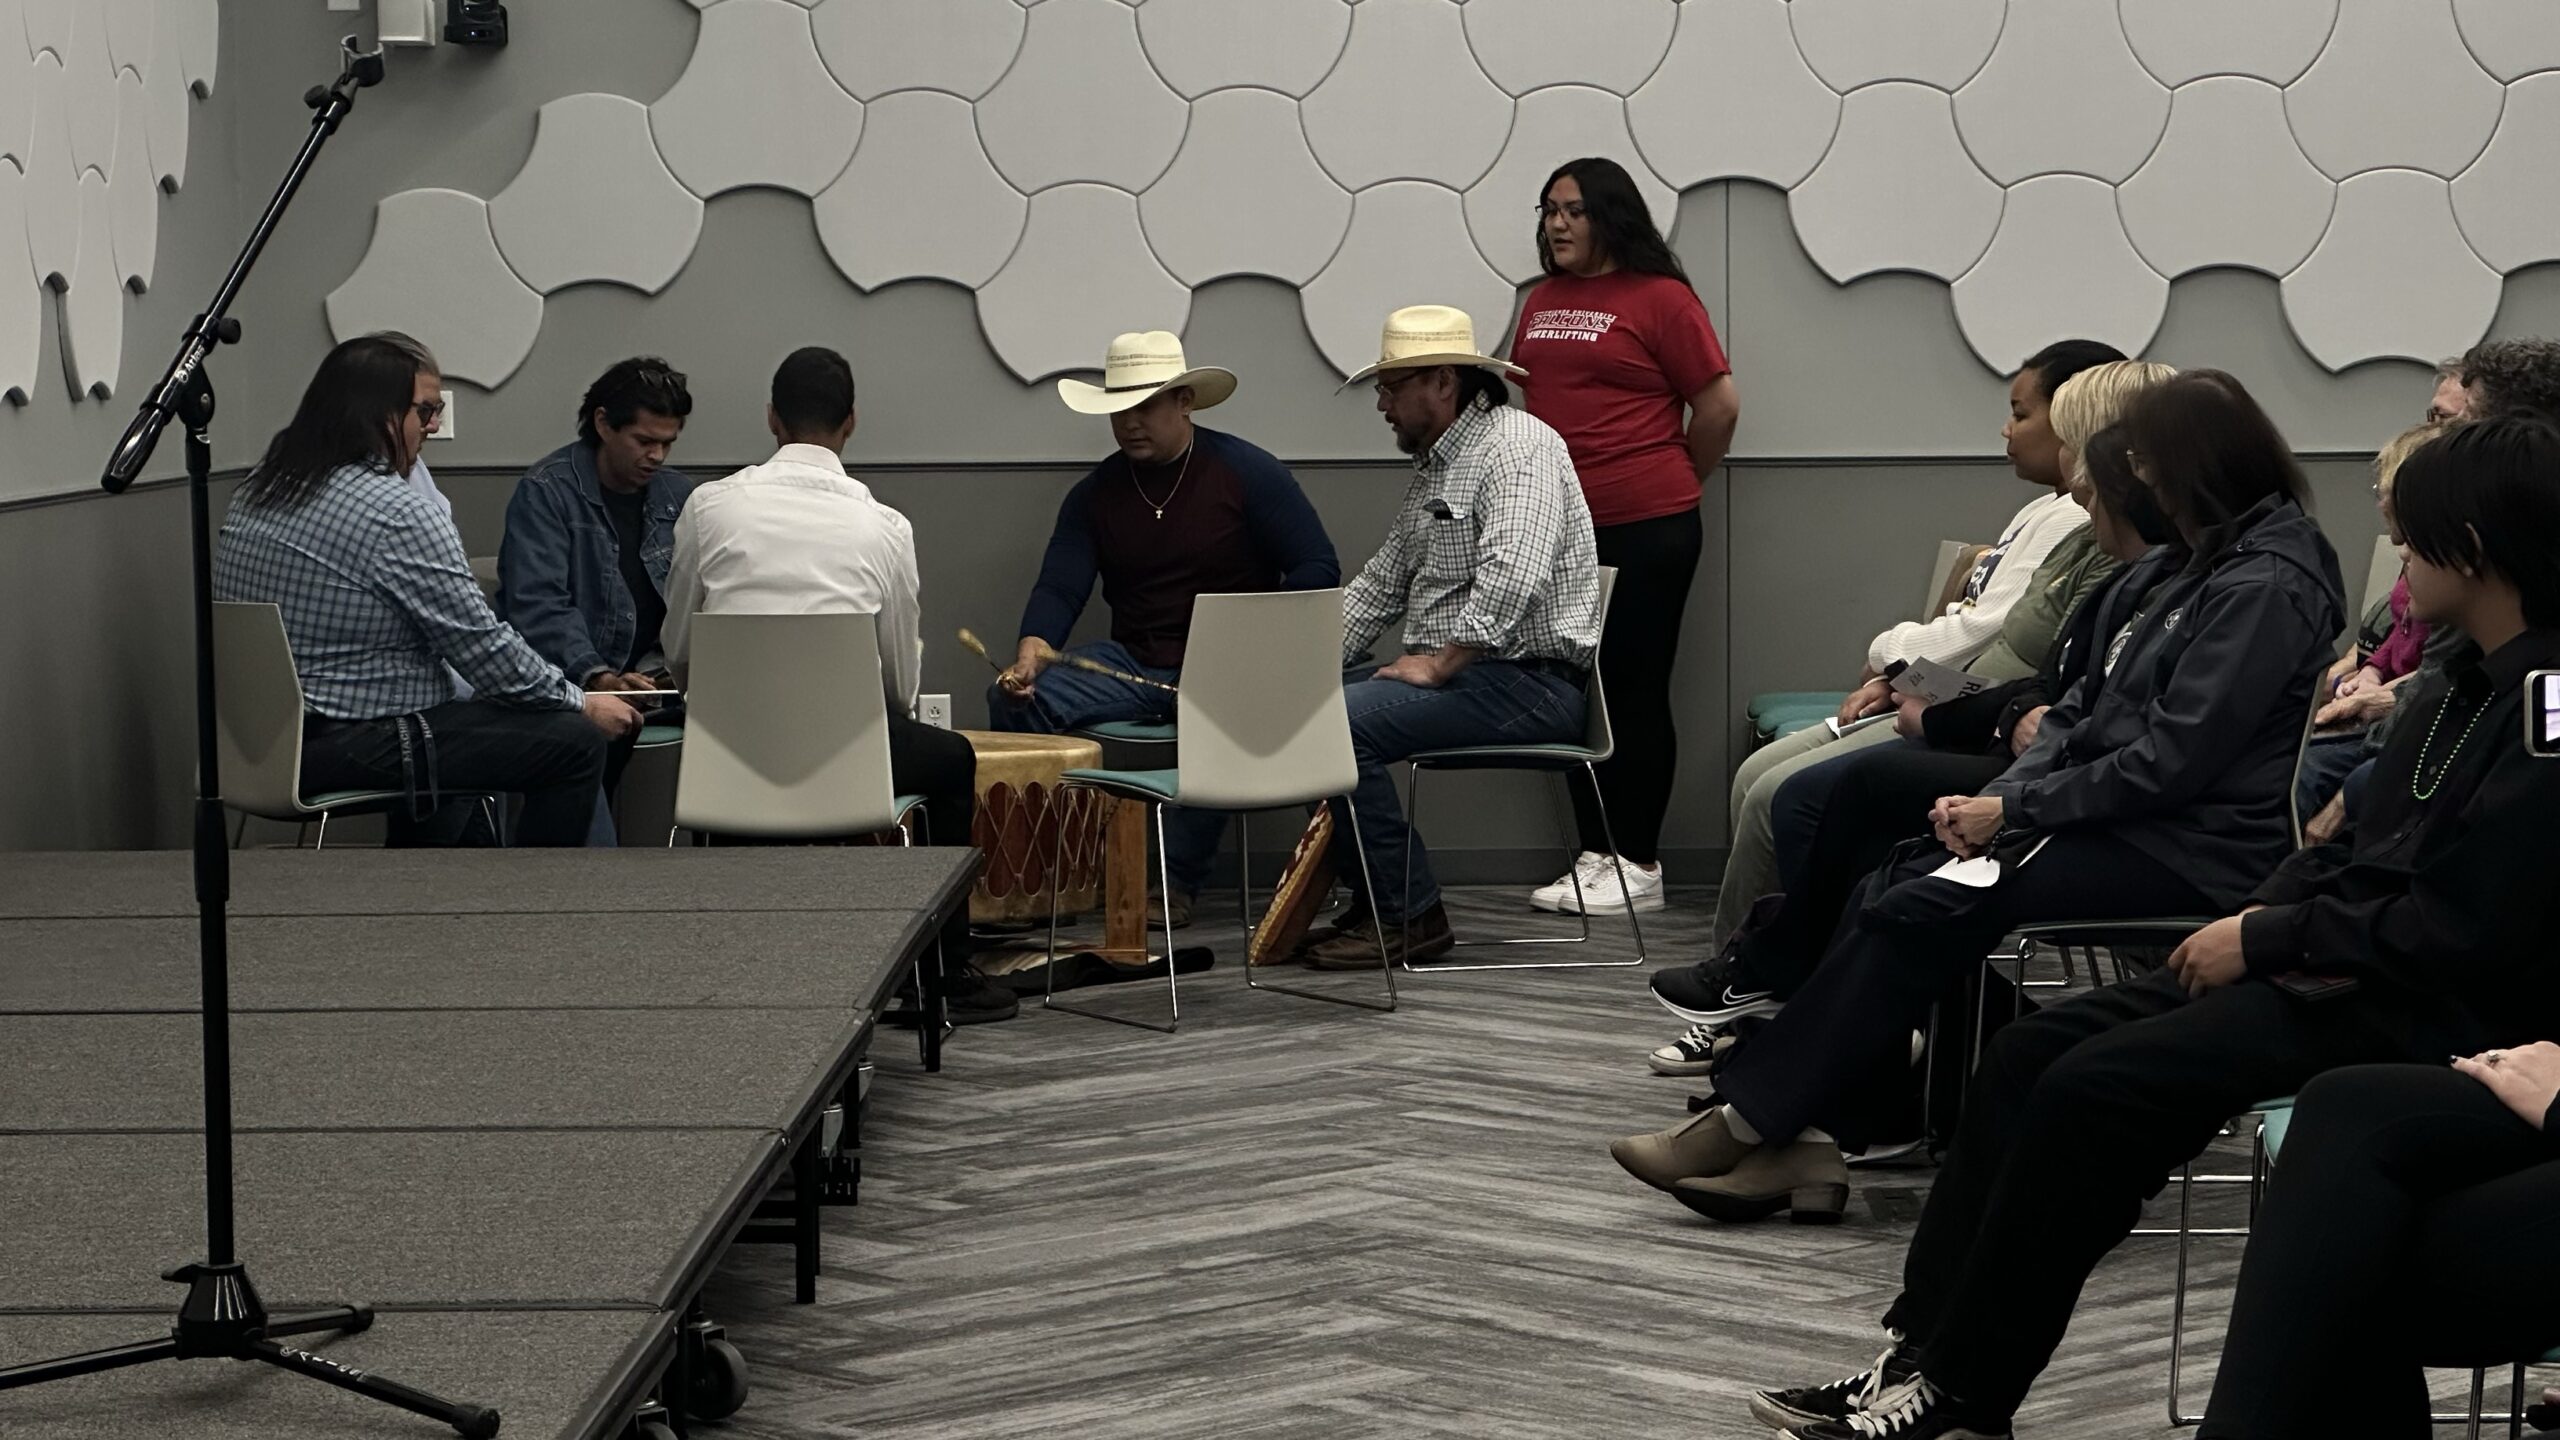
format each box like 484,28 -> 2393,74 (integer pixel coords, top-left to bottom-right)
1727,413 -> 2560,1440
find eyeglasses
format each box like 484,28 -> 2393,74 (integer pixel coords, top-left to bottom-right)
412,399 -> 447,424
1372,371 -> 1429,400
1535,201 -> 1587,221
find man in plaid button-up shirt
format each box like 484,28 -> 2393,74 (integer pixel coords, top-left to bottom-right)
1305,308 -> 1601,970
213,334 -> 639,845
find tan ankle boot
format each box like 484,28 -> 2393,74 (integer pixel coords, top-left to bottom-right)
1671,1137 -> 1850,1225
1608,1106 -> 1754,1192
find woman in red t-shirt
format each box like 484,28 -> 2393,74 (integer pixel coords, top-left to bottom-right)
1512,156 -> 1740,917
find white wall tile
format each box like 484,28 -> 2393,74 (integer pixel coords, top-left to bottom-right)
811,0 -> 1024,101
2282,168 -> 2500,369
22,50 -> 72,284
1951,174 -> 2167,370
650,0 -> 863,199
814,89 -> 1026,288
2119,0 -> 2338,87
2118,77 -> 2334,278
107,67 -> 150,290
1136,0 -> 1351,99
2285,0 -> 2503,180
141,1 -> 185,189
2451,0 -> 2560,81
2452,71 -> 2560,270
1787,81 -> 2001,282
976,183 -> 1190,381
62,0 -> 114,177
1787,0 -> 2006,92
1461,0 -> 1675,97
1629,0 -> 1839,189
1954,0 -> 2168,183
1139,87 -> 1349,286
1302,0 -> 1511,191
977,0 -> 1186,191
0,158 -> 39,402
59,169 -> 118,397
325,188 -> 546,388
491,93 -> 703,294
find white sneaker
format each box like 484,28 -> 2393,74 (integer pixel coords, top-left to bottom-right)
1529,851 -> 1609,912
1559,858 -> 1665,914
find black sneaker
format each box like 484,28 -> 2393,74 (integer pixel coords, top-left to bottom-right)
1790,1374 -> 2010,1439
1749,1333 -> 1916,1431
1647,1022 -> 1731,1077
943,961 -> 1021,1024
1650,952 -> 1783,1026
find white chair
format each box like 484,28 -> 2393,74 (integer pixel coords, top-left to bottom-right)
1394,566 -> 1646,969
1043,588 -> 1390,1032
671,612 -> 939,1063
212,602 -> 410,848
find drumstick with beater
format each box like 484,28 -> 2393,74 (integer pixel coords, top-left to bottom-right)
958,628 -> 1177,694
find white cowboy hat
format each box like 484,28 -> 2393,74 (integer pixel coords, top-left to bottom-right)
1341,303 -> 1528,388
1055,331 -> 1238,415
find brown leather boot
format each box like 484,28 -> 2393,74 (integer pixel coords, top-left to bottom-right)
1305,902 -> 1453,970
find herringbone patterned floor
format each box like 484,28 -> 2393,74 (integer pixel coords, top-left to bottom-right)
699,887 -> 2495,1438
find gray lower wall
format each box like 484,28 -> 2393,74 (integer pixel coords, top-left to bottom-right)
0,451 -> 2388,868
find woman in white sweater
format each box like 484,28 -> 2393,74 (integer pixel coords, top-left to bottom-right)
1707,340 -> 2122,946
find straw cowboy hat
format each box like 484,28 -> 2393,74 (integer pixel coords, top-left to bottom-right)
1055,331 -> 1238,415
1341,304 -> 1529,388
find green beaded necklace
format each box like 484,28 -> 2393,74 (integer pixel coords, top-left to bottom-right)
2410,691 -> 2488,801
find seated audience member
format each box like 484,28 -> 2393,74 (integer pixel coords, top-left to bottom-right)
2293,422 -> 2440,823
499,358 -> 698,694
1736,413 -> 2560,1440
213,335 -> 640,845
662,347 -> 1012,1025
1710,340 -> 2124,948
2201,1050 -> 2560,1440
1611,371 -> 2344,1225
1648,420 -> 2174,1069
1296,304 -> 1601,970
990,331 -> 1340,927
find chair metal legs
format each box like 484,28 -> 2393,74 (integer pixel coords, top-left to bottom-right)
899,807 -> 947,1072
1252,799 -> 1395,1014
1395,761 -> 1648,971
1044,793 -> 1183,1033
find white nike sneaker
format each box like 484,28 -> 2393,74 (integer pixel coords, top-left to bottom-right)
1529,851 -> 1610,912
1558,858 -> 1666,914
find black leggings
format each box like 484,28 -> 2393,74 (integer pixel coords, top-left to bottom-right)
2203,1064 -> 2560,1439
1571,508 -> 1703,864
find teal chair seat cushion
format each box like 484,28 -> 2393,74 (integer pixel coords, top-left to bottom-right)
1062,767 -> 1180,802
635,724 -> 684,749
2259,1105 -> 2292,1162
1412,741 -> 1602,771
1750,691 -> 1849,725
1073,720 -> 1177,744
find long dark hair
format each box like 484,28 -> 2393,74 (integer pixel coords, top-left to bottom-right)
2394,414 -> 2560,629
1537,157 -> 1687,283
239,334 -> 433,508
2116,370 -> 2310,557
578,355 -> 694,446
2080,421 -> 2176,547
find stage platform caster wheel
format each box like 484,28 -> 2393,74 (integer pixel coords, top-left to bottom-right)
686,1336 -> 749,1420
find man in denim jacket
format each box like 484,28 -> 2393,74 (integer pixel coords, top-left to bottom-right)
499,358 -> 700,690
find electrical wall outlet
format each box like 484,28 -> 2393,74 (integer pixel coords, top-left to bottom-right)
431,388 -> 455,440
917,694 -> 952,730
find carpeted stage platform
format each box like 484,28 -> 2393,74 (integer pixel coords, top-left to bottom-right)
0,847 -> 973,1440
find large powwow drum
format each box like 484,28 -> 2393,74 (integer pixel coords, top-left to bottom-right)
961,730 -> 1111,924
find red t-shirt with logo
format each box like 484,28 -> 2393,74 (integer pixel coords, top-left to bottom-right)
1511,270 -> 1732,528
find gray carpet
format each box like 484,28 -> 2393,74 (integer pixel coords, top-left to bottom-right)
0,848 -> 973,919
0,1310 -> 659,1440
0,1010 -> 861,1131
0,1129 -> 773,1309
0,911 -> 926,1014
693,884 -> 2510,1439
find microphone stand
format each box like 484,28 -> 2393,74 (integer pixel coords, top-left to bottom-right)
0,37 -> 500,1439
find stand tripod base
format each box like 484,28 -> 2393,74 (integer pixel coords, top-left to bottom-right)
0,1262 -> 500,1438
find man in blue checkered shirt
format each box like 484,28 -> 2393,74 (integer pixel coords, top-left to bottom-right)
213,334 -> 642,845
1302,306 -> 1602,971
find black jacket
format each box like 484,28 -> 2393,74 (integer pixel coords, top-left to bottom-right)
1919,549 -> 2171,755
2244,628 -> 2560,1048
1984,496 -> 2344,910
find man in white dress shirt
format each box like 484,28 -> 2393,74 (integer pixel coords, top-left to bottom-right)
663,347 -> 1013,1024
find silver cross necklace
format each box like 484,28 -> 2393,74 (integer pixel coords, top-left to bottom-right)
1129,442 -> 1194,520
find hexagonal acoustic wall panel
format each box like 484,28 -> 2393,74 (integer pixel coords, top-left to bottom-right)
61,169 -> 122,398
326,188 -> 546,389
491,93 -> 703,295
0,159 -> 40,403
298,0 -> 2560,401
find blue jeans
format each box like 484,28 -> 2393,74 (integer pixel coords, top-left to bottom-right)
1331,661 -> 1587,923
2295,732 -> 2369,820
984,640 -> 1227,895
